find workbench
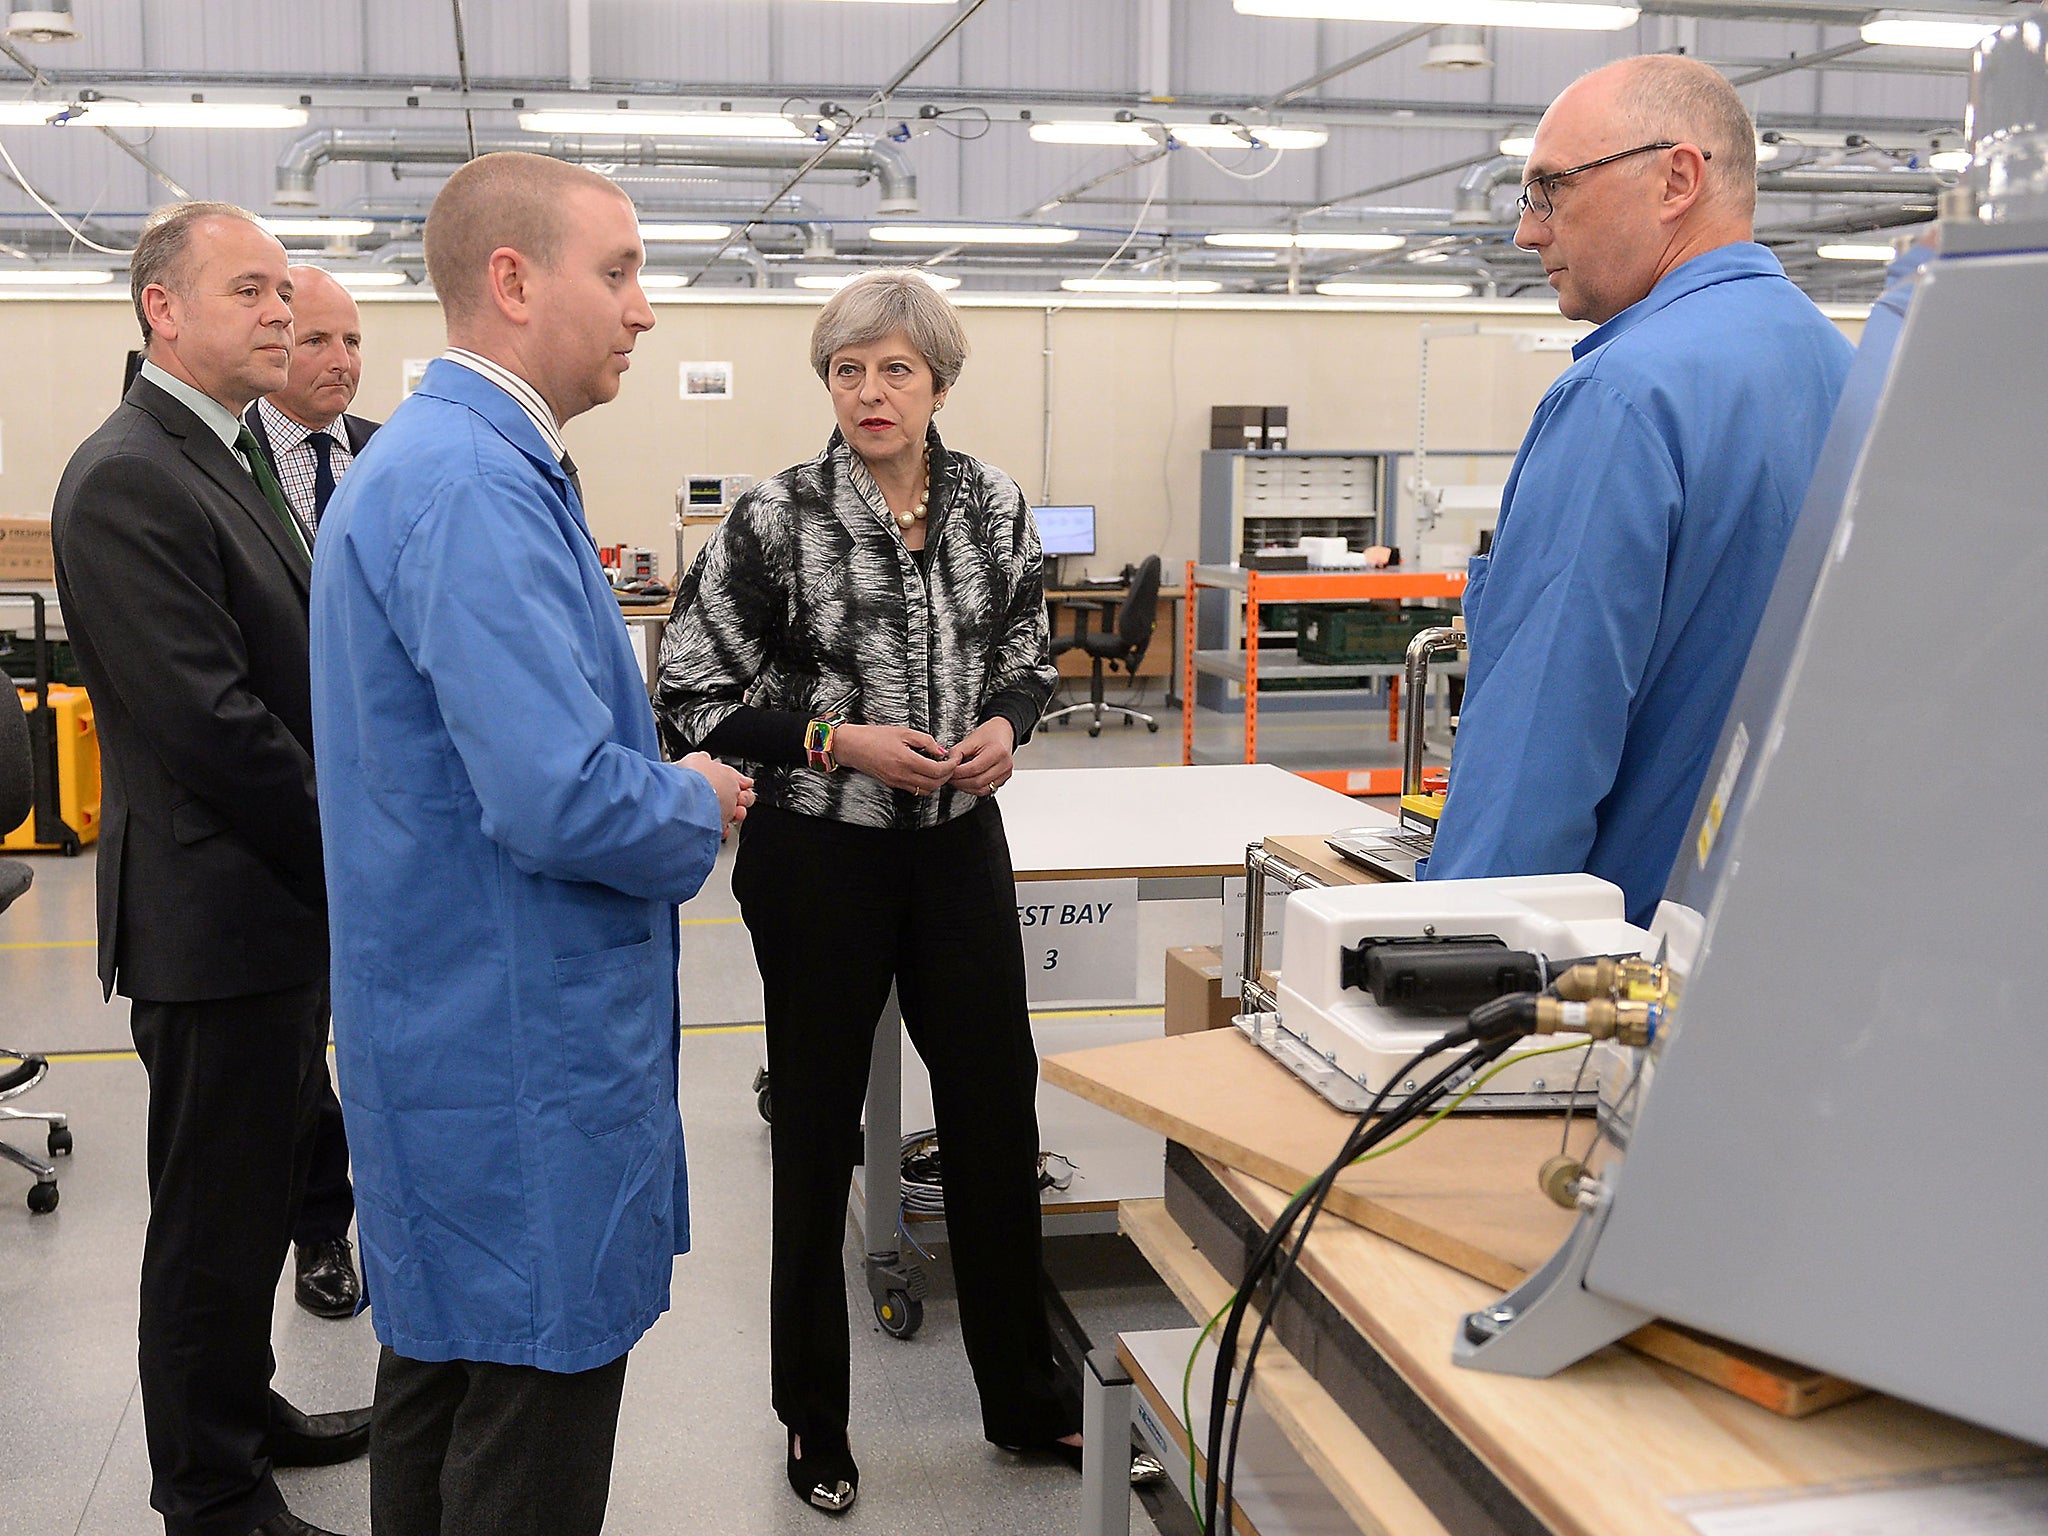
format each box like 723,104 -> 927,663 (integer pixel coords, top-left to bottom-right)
1047,1026 -> 2037,1536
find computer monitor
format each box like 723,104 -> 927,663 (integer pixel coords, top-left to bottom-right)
1033,505 -> 1096,558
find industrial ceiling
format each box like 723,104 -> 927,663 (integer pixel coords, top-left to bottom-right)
0,0 -> 2020,304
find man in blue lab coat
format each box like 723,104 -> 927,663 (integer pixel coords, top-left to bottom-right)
1423,55 -> 1853,926
309,153 -> 751,1536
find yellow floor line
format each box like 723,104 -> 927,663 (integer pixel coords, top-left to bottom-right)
679,916 -> 742,927
0,939 -> 96,950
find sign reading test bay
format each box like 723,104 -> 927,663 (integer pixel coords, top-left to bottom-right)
1017,879 -> 1139,1005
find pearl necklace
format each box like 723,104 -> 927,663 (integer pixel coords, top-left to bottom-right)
890,448 -> 933,529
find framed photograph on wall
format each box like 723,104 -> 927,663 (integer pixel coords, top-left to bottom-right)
680,361 -> 734,400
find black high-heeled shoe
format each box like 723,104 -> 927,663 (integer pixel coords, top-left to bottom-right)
786,1427 -> 859,1515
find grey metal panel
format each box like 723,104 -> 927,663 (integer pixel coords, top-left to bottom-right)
1583,250 -> 2048,1446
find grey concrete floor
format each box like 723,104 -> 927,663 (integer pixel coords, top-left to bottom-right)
0,693 -> 1275,1536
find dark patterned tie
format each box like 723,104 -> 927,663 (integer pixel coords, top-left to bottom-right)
559,451 -> 584,506
234,424 -> 312,565
308,430 -> 336,527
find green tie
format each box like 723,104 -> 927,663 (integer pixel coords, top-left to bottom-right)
235,425 -> 312,566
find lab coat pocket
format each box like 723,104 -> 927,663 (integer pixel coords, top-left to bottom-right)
551,935 -> 671,1137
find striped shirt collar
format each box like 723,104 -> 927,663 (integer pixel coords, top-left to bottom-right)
441,348 -> 565,460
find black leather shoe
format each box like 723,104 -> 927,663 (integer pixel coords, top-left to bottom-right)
266,1396 -> 372,1467
294,1237 -> 361,1319
787,1427 -> 858,1515
249,1511 -> 347,1535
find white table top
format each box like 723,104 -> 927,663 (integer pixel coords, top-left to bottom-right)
998,763 -> 1392,880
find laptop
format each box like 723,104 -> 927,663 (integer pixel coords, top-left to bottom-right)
1324,802 -> 1440,882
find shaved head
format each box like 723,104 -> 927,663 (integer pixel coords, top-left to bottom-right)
424,152 -> 634,325
1567,55 -> 1758,218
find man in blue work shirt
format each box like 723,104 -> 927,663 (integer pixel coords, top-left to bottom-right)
310,154 -> 752,1536
1423,54 -> 1854,925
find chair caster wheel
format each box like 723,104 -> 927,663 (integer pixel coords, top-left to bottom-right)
1146,720 -> 1160,733
47,1126 -> 72,1156
751,1067 -> 772,1124
875,1290 -> 923,1340
1087,725 -> 1101,738
26,1181 -> 57,1214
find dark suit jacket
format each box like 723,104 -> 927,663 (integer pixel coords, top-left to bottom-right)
53,375 -> 327,1002
239,402 -> 379,495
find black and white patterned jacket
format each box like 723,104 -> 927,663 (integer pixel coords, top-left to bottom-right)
654,428 -> 1057,830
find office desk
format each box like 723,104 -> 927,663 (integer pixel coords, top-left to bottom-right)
1049,1032 -> 2033,1536
1046,585 -> 1185,689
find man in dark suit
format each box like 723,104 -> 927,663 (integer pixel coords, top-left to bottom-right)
51,201 -> 369,1536
241,264 -> 375,1322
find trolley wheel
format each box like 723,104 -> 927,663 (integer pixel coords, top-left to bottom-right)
751,1067 -> 772,1124
47,1126 -> 72,1156
26,1181 -> 57,1214
875,1289 -> 923,1340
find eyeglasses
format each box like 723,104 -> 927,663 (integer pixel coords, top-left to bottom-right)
1516,142 -> 1710,222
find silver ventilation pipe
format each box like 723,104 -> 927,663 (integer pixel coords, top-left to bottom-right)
273,128 -> 918,213
1757,167 -> 1955,196
1452,157 -> 1527,224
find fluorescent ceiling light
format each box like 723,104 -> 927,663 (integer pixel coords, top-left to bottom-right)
870,224 -> 1078,245
0,268 -> 112,284
806,0 -> 955,5
1060,277 -> 1224,294
0,101 -> 308,128
638,223 -> 734,242
330,270 -> 409,288
261,218 -> 377,238
1206,230 -> 1405,251
637,275 -> 691,288
1029,119 -> 1326,150
1930,148 -> 1973,172
519,110 -> 805,139
1234,0 -> 1639,31
1816,243 -> 1896,262
1317,280 -> 1475,298
1859,10 -> 2001,48
794,270 -> 961,291
1498,131 -> 1536,157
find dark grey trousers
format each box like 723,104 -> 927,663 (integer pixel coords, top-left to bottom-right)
368,1347 -> 630,1536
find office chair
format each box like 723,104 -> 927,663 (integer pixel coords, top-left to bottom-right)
1044,555 -> 1163,738
1,677 -> 69,1214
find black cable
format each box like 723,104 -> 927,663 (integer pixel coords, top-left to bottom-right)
1199,1030 -> 1483,1531
1208,1036 -> 1514,1534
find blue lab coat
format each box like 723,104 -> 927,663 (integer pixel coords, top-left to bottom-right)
1423,243 -> 1853,926
310,360 -> 725,1372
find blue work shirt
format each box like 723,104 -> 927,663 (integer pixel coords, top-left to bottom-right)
1423,243 -> 1853,925
310,359 -> 725,1373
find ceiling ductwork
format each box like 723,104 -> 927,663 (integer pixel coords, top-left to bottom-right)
273,128 -> 918,214
1452,157 -> 1527,224
1755,166 -> 1954,196
6,0 -> 76,43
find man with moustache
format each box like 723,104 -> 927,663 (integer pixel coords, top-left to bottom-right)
242,263 -> 377,1322
52,202 -> 368,1536
310,154 -> 751,1536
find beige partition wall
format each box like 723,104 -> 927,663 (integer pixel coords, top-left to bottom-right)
0,295 -> 1862,579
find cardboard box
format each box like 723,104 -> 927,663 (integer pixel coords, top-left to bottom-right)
1166,945 -> 1243,1037
0,519 -> 54,584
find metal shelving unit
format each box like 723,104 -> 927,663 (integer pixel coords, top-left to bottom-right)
1180,562 -> 1466,796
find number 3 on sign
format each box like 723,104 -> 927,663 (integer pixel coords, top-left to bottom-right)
1042,948 -> 1059,971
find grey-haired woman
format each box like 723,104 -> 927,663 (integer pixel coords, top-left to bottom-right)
655,271 -> 1079,1515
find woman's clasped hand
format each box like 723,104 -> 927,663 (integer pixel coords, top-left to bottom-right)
831,717 -> 1015,798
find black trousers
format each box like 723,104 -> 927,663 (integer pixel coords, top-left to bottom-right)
129,980 -> 329,1536
292,1063 -> 354,1246
733,799 -> 1078,1448
369,1347 -> 629,1536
